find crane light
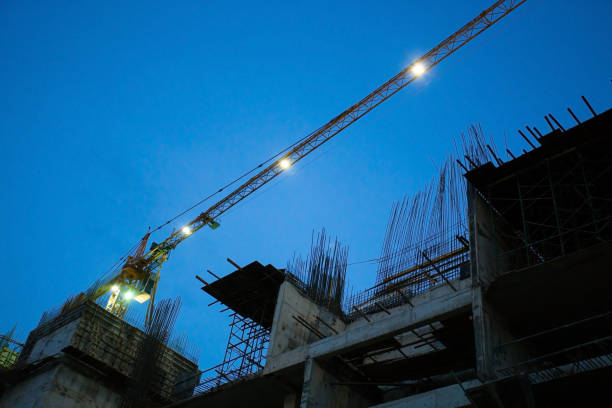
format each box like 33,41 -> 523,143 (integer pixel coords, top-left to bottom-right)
111,285 -> 120,293
279,158 -> 291,169
411,62 -> 426,76
182,226 -> 192,235
124,291 -> 134,300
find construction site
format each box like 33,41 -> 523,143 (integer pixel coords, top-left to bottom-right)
1,0 -> 611,407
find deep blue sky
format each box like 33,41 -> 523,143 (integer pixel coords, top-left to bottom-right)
2,0 -> 611,368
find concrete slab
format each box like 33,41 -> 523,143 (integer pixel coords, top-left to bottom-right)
265,281 -> 471,374
371,380 -> 480,408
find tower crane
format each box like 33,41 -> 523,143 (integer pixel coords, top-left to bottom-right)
90,0 -> 526,324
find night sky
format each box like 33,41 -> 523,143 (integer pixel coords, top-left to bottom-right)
2,0 -> 611,369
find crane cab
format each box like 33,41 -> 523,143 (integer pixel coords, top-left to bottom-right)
104,257 -> 158,317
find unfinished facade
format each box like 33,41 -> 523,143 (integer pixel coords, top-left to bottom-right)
170,104 -> 612,407
1,103 -> 609,408
0,300 -> 199,407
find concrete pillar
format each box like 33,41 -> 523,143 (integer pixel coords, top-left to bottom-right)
284,393 -> 298,408
300,359 -> 368,408
469,190 -> 529,380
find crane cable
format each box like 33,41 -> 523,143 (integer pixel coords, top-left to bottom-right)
99,0 -> 529,281
98,124 -> 327,281
149,124 -> 327,234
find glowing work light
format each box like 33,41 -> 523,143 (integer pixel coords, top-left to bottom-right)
279,158 -> 291,169
411,62 -> 426,76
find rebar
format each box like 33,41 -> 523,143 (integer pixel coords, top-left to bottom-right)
122,297 -> 182,408
374,158 -> 467,290
287,229 -> 348,314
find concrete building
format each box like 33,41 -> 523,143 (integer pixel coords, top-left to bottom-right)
1,105 -> 610,407
169,106 -> 612,407
0,300 -> 199,407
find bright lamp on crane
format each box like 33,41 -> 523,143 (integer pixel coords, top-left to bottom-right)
124,291 -> 134,300
279,159 -> 291,169
411,62 -> 426,76
182,226 -> 192,235
111,285 -> 120,293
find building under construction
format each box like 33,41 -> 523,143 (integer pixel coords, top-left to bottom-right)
1,0 -> 611,405
0,101 -> 610,407
158,102 -> 610,407
0,297 -> 199,407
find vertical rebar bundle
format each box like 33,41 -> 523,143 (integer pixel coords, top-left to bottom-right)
375,158 -> 467,289
288,229 -> 348,314
122,297 -> 182,408
458,124 -> 502,169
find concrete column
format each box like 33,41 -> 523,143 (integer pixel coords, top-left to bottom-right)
300,359 -> 367,408
470,189 -> 529,380
284,393 -> 298,408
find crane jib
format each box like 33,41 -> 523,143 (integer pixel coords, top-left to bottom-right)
144,0 -> 526,271
100,0 -> 526,322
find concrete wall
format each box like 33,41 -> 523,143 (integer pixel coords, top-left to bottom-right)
1,365 -> 58,408
300,359 -> 368,408
470,191 -> 529,380
26,318 -> 80,364
1,362 -> 122,408
5,301 -> 199,406
267,282 -> 345,360
265,280 -> 471,375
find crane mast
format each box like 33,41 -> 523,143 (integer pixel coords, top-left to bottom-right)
94,0 -> 526,324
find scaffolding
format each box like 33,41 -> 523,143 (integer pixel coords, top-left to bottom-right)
220,314 -> 269,378
193,313 -> 269,394
189,261 -> 284,395
0,332 -> 22,370
496,311 -> 612,383
465,108 -> 612,277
